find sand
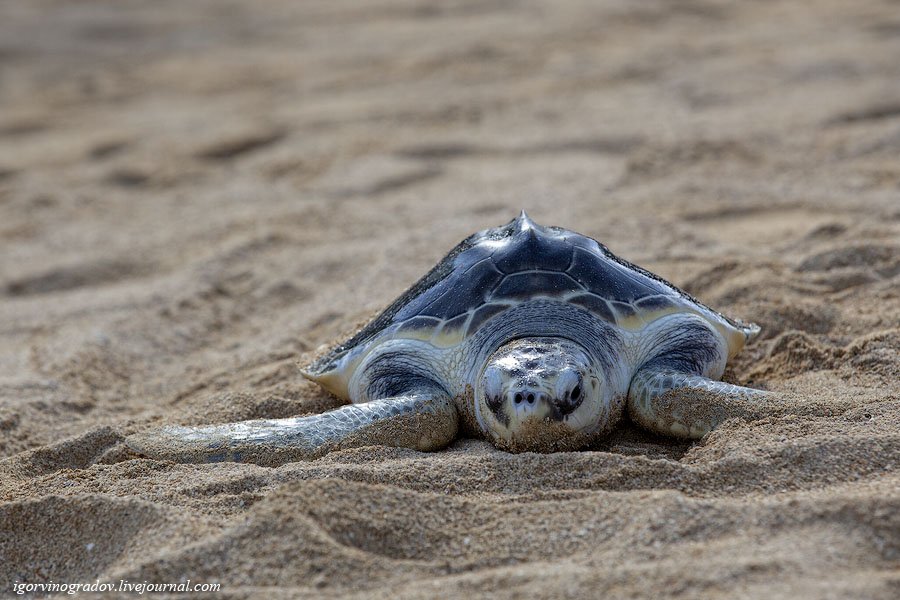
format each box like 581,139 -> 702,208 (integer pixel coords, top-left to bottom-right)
1,0 -> 898,597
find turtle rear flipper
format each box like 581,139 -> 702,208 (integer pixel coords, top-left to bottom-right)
125,393 -> 458,467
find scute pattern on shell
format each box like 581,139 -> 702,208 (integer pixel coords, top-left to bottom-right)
305,213 -> 746,376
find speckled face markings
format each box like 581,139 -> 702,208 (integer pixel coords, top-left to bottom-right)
475,336 -> 620,451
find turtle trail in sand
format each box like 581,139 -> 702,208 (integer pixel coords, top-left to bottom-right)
127,212 -> 801,466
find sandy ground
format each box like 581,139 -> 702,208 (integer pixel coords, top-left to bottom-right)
1,0 -> 899,597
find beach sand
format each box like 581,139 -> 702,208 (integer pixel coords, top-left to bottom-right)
0,0 -> 898,597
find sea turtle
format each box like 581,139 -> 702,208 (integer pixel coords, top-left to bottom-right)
127,212 -> 775,465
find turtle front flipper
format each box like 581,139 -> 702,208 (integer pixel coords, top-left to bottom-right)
125,393 -> 458,466
627,369 -> 773,439
626,368 -> 856,439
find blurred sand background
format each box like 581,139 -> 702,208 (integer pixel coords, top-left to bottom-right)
1,0 -> 899,597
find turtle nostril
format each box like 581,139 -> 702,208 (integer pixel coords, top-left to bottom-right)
526,393 -> 535,404
514,392 -> 523,404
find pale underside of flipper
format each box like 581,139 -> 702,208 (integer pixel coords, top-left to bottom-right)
125,393 -> 458,466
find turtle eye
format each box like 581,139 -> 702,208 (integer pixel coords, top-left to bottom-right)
555,369 -> 582,403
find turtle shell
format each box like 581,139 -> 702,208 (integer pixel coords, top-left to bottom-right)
303,212 -> 757,390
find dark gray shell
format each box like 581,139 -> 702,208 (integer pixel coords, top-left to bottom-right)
304,212 -> 755,379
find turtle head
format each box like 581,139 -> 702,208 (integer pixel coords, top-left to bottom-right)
475,337 -> 616,452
